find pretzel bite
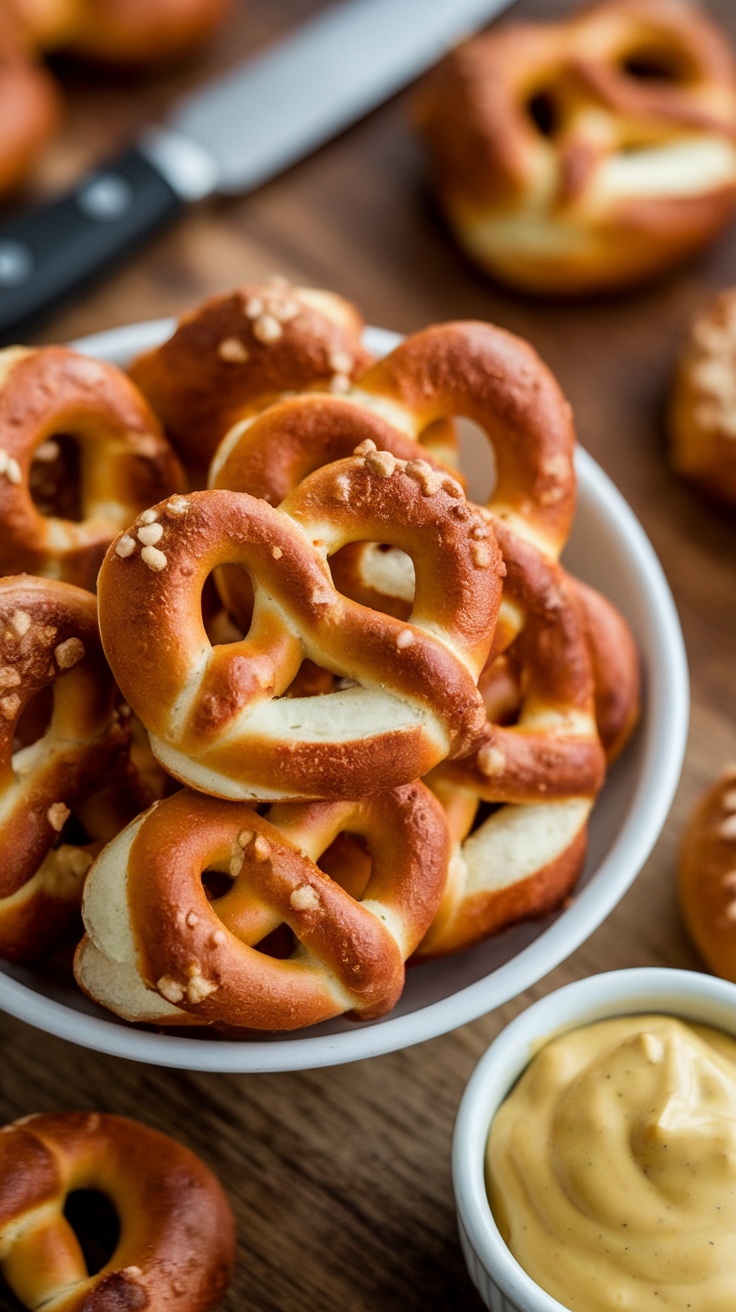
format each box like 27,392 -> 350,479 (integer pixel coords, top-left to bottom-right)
75,784 -> 450,1030
9,0 -> 231,64
0,14 -> 60,196
129,281 -> 376,480
679,767 -> 736,982
417,541 -> 605,957
0,576 -> 130,962
0,1111 -> 235,1310
97,453 -> 502,802
415,0 -> 736,295
669,286 -> 736,505
0,346 -> 183,591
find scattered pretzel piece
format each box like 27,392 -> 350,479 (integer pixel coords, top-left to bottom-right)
669,286 -> 736,504
679,766 -> 736,982
415,0 -> 736,294
0,1111 -> 235,1311
0,346 -> 183,591
0,576 -> 129,961
98,457 -> 501,801
76,784 -> 450,1030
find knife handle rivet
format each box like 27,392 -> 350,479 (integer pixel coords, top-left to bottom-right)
0,241 -> 34,287
77,174 -> 134,223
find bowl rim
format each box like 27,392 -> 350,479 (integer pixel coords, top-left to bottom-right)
452,966 -> 736,1312
0,321 -> 690,1072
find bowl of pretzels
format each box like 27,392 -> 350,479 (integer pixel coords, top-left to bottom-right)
0,281 -> 688,1071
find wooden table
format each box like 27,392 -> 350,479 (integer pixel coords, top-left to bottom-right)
2,1 -> 735,1307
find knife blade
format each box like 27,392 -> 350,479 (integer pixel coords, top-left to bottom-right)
0,0 -> 514,344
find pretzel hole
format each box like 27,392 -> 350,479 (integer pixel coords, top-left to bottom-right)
205,567 -> 253,644
63,1189 -> 120,1274
328,543 -> 415,619
468,800 -> 503,836
318,832 -> 372,900
254,924 -> 297,958
526,88 -> 562,138
456,417 -> 497,504
202,868 -> 235,901
55,811 -> 92,848
30,435 -> 83,522
619,46 -> 692,83
11,684 -> 54,754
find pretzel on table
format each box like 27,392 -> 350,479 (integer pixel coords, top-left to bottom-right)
0,576 -> 131,961
97,450 -> 502,801
0,346 -> 183,592
414,0 -> 736,295
0,1111 -> 235,1311
75,783 -> 450,1030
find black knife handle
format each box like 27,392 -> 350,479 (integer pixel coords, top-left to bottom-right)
0,146 -> 184,345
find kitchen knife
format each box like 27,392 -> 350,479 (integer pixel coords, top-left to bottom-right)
0,0 -> 514,343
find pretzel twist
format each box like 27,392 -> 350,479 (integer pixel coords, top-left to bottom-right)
0,346 -> 183,591
415,0 -> 736,294
98,452 -> 502,801
0,576 -> 130,962
0,1111 -> 235,1311
417,538 -> 605,957
76,783 -> 450,1030
129,282 -> 379,478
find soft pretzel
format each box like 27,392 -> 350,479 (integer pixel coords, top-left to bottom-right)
572,576 -> 640,762
0,13 -> 60,196
679,766 -> 736,983
0,1111 -> 235,1310
75,783 -> 450,1030
97,453 -> 501,801
0,346 -> 183,592
415,0 -> 736,295
210,320 -> 575,564
129,281 -> 378,480
0,576 -> 131,961
669,286 -> 736,505
7,0 -> 231,65
417,539 -> 605,957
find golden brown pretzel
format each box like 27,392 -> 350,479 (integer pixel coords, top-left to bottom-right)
669,286 -> 736,505
0,576 -> 130,962
415,0 -> 736,295
0,1111 -> 235,1310
97,455 -> 501,801
417,538 -> 605,957
129,281 -> 376,480
75,784 -> 450,1030
0,13 -> 60,196
679,766 -> 736,983
7,0 -> 231,65
210,320 -> 575,568
0,346 -> 183,591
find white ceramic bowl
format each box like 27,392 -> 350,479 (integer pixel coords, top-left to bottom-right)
0,323 -> 689,1071
453,967 -> 736,1312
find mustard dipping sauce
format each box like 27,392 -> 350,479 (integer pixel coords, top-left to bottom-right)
486,1015 -> 736,1312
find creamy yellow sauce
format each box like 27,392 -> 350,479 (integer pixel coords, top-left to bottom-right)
486,1015 -> 736,1312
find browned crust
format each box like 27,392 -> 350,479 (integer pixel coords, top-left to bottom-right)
414,0 -> 736,294
0,346 -> 183,591
130,282 -> 371,477
0,1111 -> 235,1310
669,286 -> 736,504
679,767 -> 736,981
14,0 -> 231,64
0,16 -> 60,194
571,576 -> 640,762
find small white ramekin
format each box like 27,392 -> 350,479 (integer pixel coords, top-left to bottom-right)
452,967 -> 736,1312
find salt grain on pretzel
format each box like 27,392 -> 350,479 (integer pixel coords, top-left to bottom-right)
415,0 -> 736,295
0,575 -> 129,961
0,345 -> 183,591
0,1111 -> 235,1311
75,784 -> 450,1030
98,457 -> 502,801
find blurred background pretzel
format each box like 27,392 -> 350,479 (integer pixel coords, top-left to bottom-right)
98,455 -> 501,801
76,784 -> 450,1030
415,0 -> 736,295
0,1111 -> 235,1310
0,576 -> 129,961
0,346 -> 183,592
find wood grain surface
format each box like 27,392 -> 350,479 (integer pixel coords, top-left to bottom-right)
2,1 -> 735,1308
